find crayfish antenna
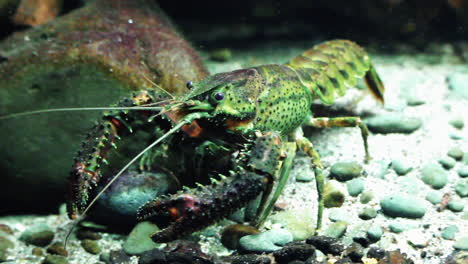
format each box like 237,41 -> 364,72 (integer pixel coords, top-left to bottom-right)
64,118 -> 192,249
141,74 -> 175,100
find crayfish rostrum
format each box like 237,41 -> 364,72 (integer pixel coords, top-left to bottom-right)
4,40 -> 385,243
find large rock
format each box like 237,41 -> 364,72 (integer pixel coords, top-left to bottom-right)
0,0 -> 208,213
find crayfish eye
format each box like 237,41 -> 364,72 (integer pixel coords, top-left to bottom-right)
186,81 -> 193,89
214,92 -> 225,101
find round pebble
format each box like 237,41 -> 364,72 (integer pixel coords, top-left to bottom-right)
406,230 -> 429,248
328,209 -> 351,222
453,236 -> 468,250
19,224 -> 54,247
367,225 -> 383,242
380,194 -> 426,218
46,242 -> 68,256
388,221 -> 417,233
447,200 -> 464,212
221,224 -> 260,250
447,147 -> 464,160
441,225 -> 459,240
358,208 -> 378,220
449,117 -> 464,129
455,179 -> 468,197
449,132 -> 463,140
458,166 -> 468,177
42,254 -> 69,264
438,157 -> 456,169
391,159 -> 413,175
239,229 -> 293,252
81,239 -> 101,255
425,190 -> 443,204
323,221 -> 348,238
359,191 -> 374,204
330,161 -> 362,181
421,163 -> 448,189
123,221 -> 160,255
347,178 -> 365,197
366,113 -> 422,134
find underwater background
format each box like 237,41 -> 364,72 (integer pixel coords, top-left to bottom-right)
0,0 -> 467,263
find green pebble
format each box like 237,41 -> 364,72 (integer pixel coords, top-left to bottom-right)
447,200 -> 464,212
347,178 -> 365,197
441,225 -> 459,240
42,254 -> 69,264
123,221 -> 160,255
323,182 -> 345,208
359,191 -> 374,204
421,163 -> 448,189
388,221 -> 417,233
330,161 -> 362,181
453,236 -> 468,250
19,224 -> 54,247
380,194 -> 426,218
366,113 -> 422,134
391,159 -> 413,175
439,157 -> 456,169
367,225 -> 383,242
358,207 -> 378,220
449,117 -> 464,129
294,159 -> 314,182
328,209 -> 351,222
209,48 -> 232,62
81,239 -> 101,255
406,97 -> 425,106
447,147 -> 464,161
458,166 -> 468,178
449,132 -> 463,140
455,179 -> 468,197
323,221 -> 348,238
239,229 -> 293,252
425,190 -> 443,204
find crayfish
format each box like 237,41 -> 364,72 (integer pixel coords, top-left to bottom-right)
2,40 -> 384,243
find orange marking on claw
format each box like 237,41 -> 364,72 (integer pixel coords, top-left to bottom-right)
169,207 -> 179,219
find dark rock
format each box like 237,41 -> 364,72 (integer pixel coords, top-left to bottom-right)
46,242 -> 68,256
221,224 -> 260,250
76,230 -> 102,240
19,224 -> 54,247
367,247 -> 386,259
107,250 -> 132,264
306,236 -> 344,256
138,248 -> 166,264
230,254 -> 271,264
272,242 -> 316,263
81,239 -> 101,255
0,0 -> 208,213
334,257 -> 353,264
344,243 -> 365,262
165,240 -> 213,264
42,254 -> 69,264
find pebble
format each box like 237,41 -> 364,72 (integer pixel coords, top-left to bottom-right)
323,182 -> 345,208
421,163 -> 448,189
329,161 -> 362,181
239,229 -> 293,252
81,239 -> 101,255
455,179 -> 468,197
453,236 -> 468,250
76,230 -> 102,240
0,236 -> 14,262
221,224 -> 260,250
380,194 -> 426,218
293,158 -> 315,182
367,247 -> 386,259
272,242 -> 316,263
42,254 -> 69,264
271,209 -> 315,241
441,225 -> 459,240
359,191 -> 374,204
123,221 -> 160,255
447,200 -> 464,212
366,113 -> 422,134
449,117 -> 464,129
32,247 -> 43,256
406,230 -> 429,248
391,159 -> 413,176
46,242 -> 68,256
358,208 -> 378,220
449,132 -> 463,140
346,178 -> 365,197
447,147 -> 464,160
19,224 -> 54,247
323,221 -> 348,238
0,224 -> 13,235
306,236 -> 344,256
229,254 -> 271,264
438,157 -> 456,169
367,225 -> 383,242
425,190 -> 443,204
458,166 -> 468,177
405,96 -> 425,106
447,71 -> 468,99
138,249 -> 166,264
328,209 -> 350,222
388,221 -> 416,233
